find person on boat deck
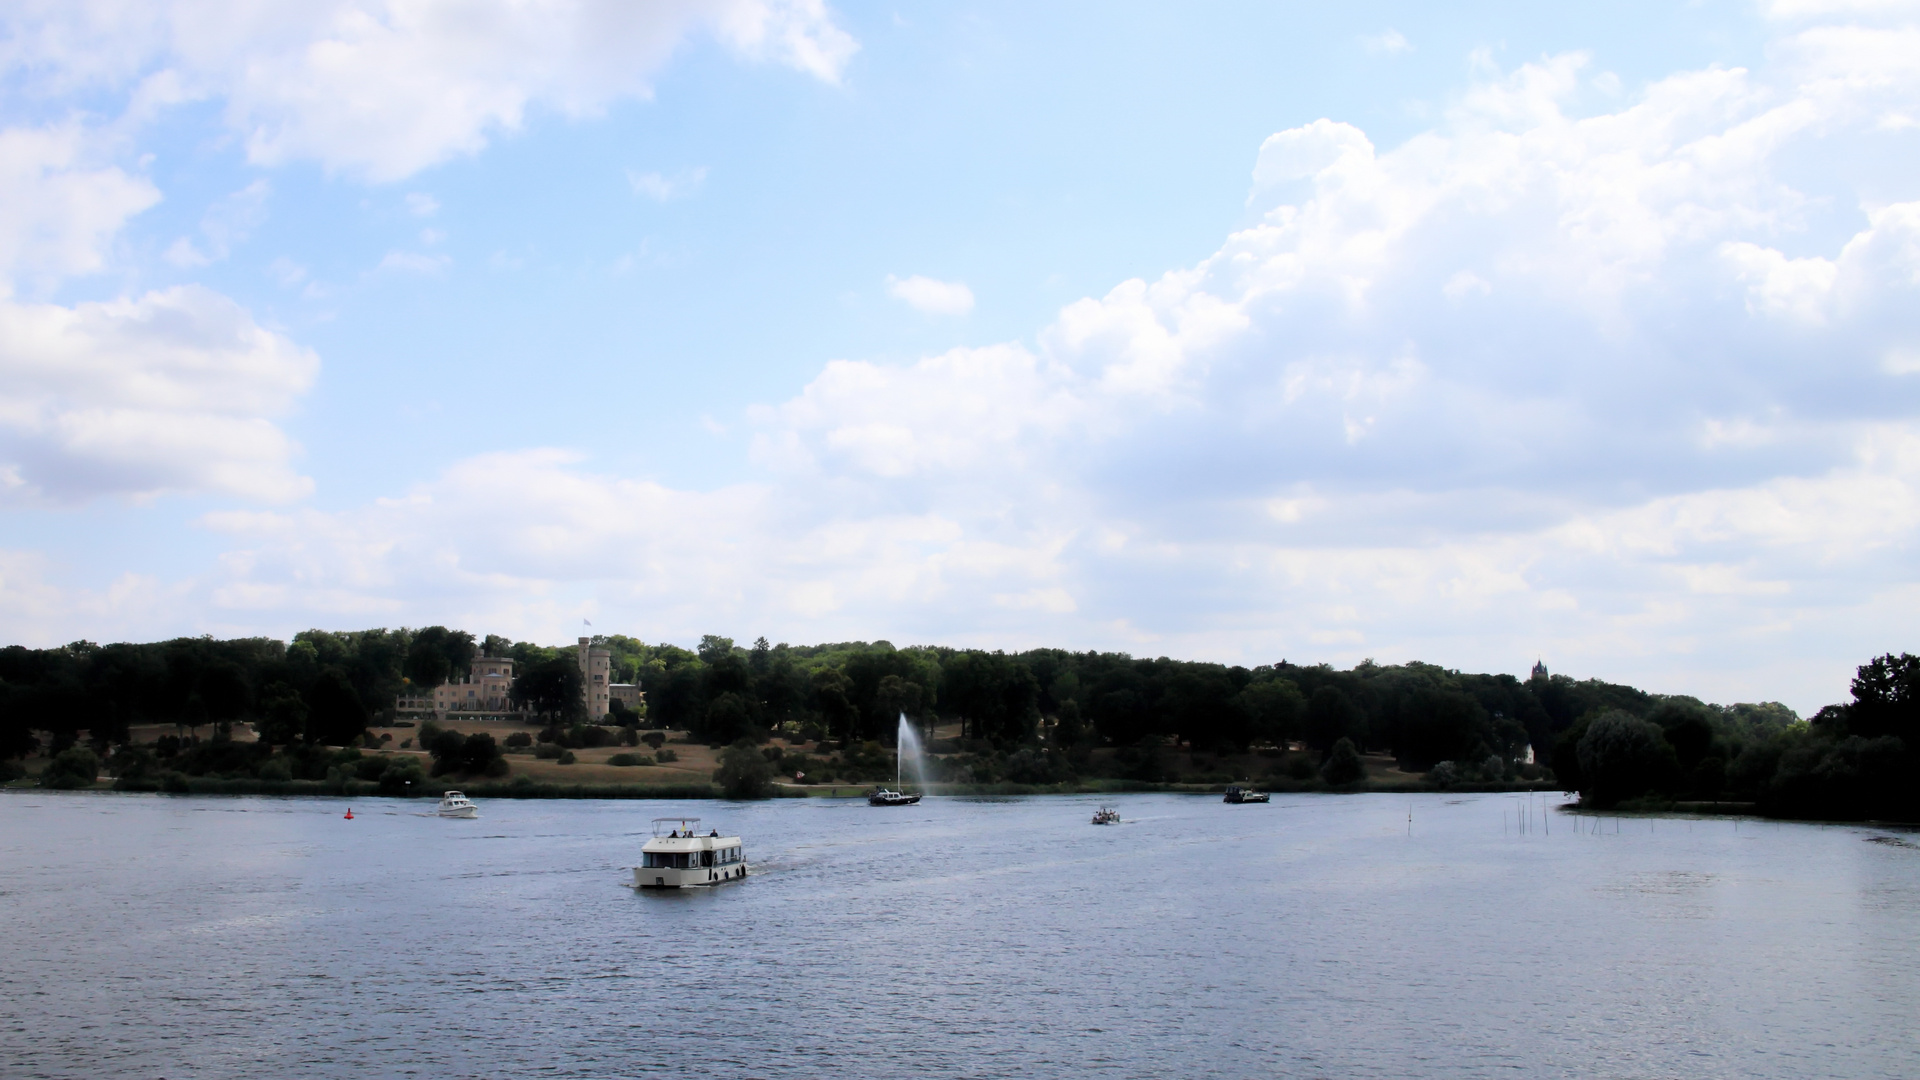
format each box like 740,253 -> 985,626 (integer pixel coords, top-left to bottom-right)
710,829 -> 719,837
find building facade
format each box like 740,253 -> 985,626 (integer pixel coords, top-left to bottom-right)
394,656 -> 518,720
579,637 -> 611,720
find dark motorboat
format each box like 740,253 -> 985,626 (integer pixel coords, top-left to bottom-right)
868,788 -> 922,806
1223,786 -> 1270,804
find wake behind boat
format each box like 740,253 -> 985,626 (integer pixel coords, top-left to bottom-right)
433,790 -> 479,818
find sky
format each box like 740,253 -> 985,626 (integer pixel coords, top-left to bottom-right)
1,0 -> 1917,713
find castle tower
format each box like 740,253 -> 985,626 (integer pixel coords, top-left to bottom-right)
578,636 -> 611,720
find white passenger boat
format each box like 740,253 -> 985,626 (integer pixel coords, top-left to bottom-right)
634,818 -> 748,889
434,790 -> 479,818
1222,786 -> 1270,804
867,788 -> 922,806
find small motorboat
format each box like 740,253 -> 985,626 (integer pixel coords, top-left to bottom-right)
1091,806 -> 1121,825
433,790 -> 480,818
867,788 -> 922,806
635,818 -> 748,889
1223,786 -> 1270,804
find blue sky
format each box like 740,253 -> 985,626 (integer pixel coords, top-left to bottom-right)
1,0 -> 1916,712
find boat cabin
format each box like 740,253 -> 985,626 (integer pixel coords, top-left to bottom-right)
634,818 -> 748,889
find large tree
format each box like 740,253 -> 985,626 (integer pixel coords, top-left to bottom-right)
511,657 -> 585,726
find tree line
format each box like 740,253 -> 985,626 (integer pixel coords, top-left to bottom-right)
4,626 -> 1910,820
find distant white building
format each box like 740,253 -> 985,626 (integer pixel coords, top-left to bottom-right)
395,656 -> 519,720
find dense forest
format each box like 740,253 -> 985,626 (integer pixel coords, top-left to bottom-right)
0,627 -> 1912,819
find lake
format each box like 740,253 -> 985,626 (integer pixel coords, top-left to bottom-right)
4,791 -> 1917,1078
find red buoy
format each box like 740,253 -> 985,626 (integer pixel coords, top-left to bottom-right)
344,808 -> 354,820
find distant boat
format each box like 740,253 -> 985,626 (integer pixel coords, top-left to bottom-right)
867,788 -> 922,806
634,818 -> 747,889
1091,806 -> 1121,825
433,791 -> 479,818
1223,786 -> 1269,804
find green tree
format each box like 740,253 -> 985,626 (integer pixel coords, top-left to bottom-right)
1320,736 -> 1366,785
1576,710 -> 1678,807
39,747 -> 100,789
714,737 -> 774,798
306,668 -> 370,746
1236,677 -> 1305,748
1305,685 -> 1367,753
255,681 -> 309,746
511,656 -> 585,726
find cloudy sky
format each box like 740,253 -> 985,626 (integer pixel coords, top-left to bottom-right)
2,0 -> 1916,711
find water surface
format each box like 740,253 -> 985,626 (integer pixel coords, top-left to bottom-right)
4,791 -> 1916,1078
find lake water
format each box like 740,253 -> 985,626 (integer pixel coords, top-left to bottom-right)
4,791 -> 1917,1079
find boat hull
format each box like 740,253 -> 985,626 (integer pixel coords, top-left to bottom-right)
634,864 -> 749,889
434,807 -> 479,819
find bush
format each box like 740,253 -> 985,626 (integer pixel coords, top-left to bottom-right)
557,750 -> 577,765
642,731 -> 666,751
504,731 -> 532,749
606,753 -> 655,767
534,743 -> 564,759
619,727 -> 640,747
714,738 -> 775,798
378,757 -> 428,795
39,747 -> 101,789
429,731 -> 507,778
1320,737 -> 1366,785
258,758 -> 293,782
655,748 -> 678,763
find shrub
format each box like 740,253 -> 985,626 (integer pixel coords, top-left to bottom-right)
713,738 -> 774,799
557,750 -> 577,765
607,753 -> 656,767
39,747 -> 101,789
641,731 -> 666,751
428,731 -> 506,778
534,743 -> 564,759
258,758 -> 293,782
1320,737 -> 1366,786
378,757 -> 428,795
503,731 -> 532,749
655,748 -> 678,763
619,727 -> 640,747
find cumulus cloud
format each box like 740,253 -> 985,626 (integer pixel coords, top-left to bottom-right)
0,286 -> 318,503
887,274 -> 975,316
0,123 -> 160,286
0,0 -> 858,182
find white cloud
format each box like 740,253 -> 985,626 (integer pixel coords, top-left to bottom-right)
1360,28 -> 1411,55
405,192 -> 439,216
627,166 -> 709,201
886,274 -> 975,316
0,0 -> 859,183
0,286 -> 318,503
0,123 -> 160,286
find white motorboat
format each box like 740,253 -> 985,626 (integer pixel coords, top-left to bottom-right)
1222,786 -> 1270,804
634,818 -> 748,889
433,790 -> 479,818
867,788 -> 922,806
